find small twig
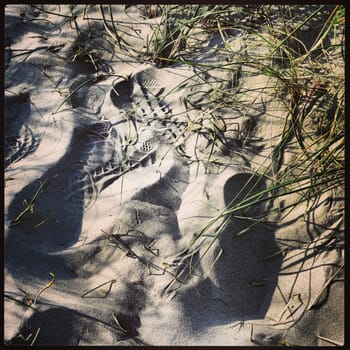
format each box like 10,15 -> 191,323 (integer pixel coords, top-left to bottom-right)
19,288 -> 34,305
316,334 -> 343,346
146,259 -> 165,276
81,279 -> 116,298
226,320 -> 244,332
18,333 -> 33,341
209,247 -> 223,272
4,294 -> 37,310
112,313 -> 128,334
262,247 -> 288,261
250,323 -> 254,343
32,215 -> 52,229
30,328 -> 40,346
11,179 -> 49,225
277,293 -> 303,323
143,239 -> 159,256
33,272 -> 56,305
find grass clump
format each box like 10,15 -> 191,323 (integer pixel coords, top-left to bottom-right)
155,4 -> 344,288
5,4 -> 344,304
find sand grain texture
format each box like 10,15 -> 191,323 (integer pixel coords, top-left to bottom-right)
4,4 -> 344,346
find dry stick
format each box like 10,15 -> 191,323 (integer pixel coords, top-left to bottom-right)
30,328 -> 41,346
316,334 -> 343,346
112,313 -> 128,334
33,272 -> 56,305
4,294 -> 37,310
32,215 -> 51,229
120,172 -> 124,203
102,229 -> 184,282
250,323 -> 254,343
226,320 -> 245,331
277,293 -> 303,323
81,279 -> 117,298
18,333 -> 33,342
12,179 -> 49,224
262,247 -> 288,261
209,247 -> 223,272
19,288 -> 34,305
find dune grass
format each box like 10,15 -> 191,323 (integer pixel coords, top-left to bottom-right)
129,4 -> 345,284
4,5 -> 345,347
7,3 -> 344,293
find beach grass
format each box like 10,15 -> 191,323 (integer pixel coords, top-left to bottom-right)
126,4 -> 345,283
4,5 -> 345,346
7,2 -> 344,302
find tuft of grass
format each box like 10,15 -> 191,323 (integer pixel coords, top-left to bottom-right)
5,4 -> 344,311
155,5 -> 344,288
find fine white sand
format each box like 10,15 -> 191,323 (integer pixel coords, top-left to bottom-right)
4,4 -> 344,346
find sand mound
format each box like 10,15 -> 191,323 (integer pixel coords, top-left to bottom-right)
4,5 -> 344,346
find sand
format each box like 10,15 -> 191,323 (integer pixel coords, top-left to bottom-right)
4,4 -> 344,346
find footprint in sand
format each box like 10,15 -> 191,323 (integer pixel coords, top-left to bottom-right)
4,92 -> 39,168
